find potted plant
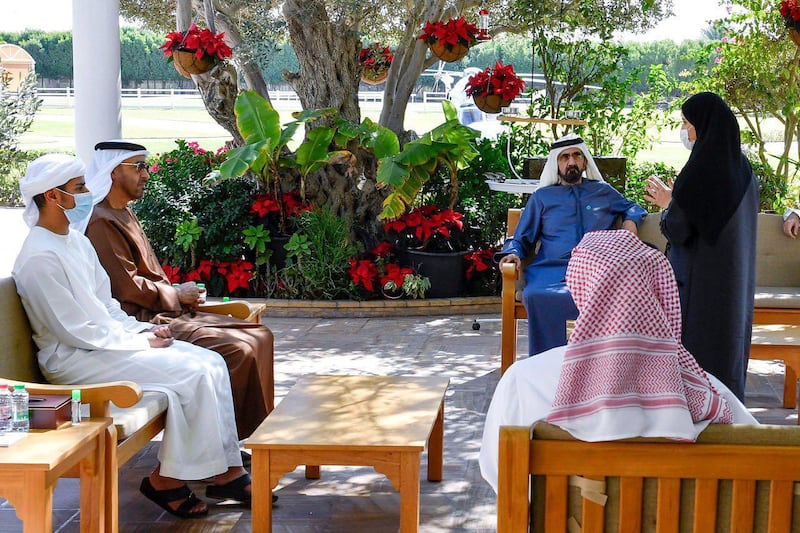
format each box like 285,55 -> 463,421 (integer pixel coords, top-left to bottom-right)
417,16 -> 480,62
780,0 -> 800,46
465,61 -> 525,114
359,42 -> 394,85
160,23 -> 233,77
384,205 -> 473,298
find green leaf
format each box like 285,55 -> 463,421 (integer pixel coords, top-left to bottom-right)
219,144 -> 261,179
296,127 -> 335,177
234,90 -> 280,146
376,158 -> 410,187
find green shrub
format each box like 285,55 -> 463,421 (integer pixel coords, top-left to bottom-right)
0,148 -> 46,206
749,156 -> 790,213
279,206 -> 358,300
625,160 -> 678,214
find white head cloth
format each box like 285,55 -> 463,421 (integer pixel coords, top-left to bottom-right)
539,133 -> 604,187
81,140 -> 149,232
20,153 -> 86,227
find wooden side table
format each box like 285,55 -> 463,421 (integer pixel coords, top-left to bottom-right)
246,374 -> 449,532
0,419 -> 112,532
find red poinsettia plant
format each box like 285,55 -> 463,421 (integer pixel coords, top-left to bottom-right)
250,191 -> 312,235
465,61 -> 525,102
162,258 -> 255,296
780,0 -> 800,31
417,17 -> 480,49
348,241 -> 418,297
384,205 -> 472,253
160,23 -> 233,63
359,42 -> 394,80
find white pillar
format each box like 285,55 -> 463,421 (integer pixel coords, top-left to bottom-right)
72,0 -> 122,165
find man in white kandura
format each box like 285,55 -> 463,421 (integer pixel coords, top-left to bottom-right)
12,153 -> 258,519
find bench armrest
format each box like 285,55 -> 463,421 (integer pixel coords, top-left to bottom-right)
198,300 -> 265,323
0,378 -> 143,417
501,262 -> 519,306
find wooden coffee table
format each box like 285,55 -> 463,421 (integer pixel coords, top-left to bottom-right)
0,418 -> 111,532
246,374 -> 449,532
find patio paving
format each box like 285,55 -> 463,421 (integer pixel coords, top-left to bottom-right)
0,311 -> 795,532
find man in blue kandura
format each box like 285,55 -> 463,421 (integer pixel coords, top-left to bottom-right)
496,133 -> 647,356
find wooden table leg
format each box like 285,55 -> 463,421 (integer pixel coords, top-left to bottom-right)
80,427 -> 105,532
305,465 -> 320,479
19,471 -> 52,533
399,452 -> 420,533
427,402 -> 443,482
251,449 -> 272,533
784,359 -> 797,409
104,424 -> 118,533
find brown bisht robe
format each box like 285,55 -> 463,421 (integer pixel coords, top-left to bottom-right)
86,199 -> 273,439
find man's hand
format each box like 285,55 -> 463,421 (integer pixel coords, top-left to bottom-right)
176,282 -> 200,307
621,219 -> 638,236
147,325 -> 174,348
498,253 -> 521,272
644,175 -> 673,210
784,212 -> 800,239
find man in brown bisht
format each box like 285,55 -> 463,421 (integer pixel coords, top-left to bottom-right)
82,140 -> 273,439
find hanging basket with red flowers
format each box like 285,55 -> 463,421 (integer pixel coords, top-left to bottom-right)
417,17 -> 479,62
780,0 -> 800,46
160,23 -> 233,78
359,42 -> 394,85
465,61 -> 525,114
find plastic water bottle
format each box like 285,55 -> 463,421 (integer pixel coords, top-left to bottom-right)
71,389 -> 81,426
11,384 -> 29,432
0,385 -> 12,433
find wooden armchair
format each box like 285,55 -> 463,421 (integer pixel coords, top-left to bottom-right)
500,209 -> 526,374
198,299 -> 266,324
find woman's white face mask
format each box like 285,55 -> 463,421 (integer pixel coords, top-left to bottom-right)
680,127 -> 695,151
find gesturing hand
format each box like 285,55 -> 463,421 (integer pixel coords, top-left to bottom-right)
644,175 -> 673,210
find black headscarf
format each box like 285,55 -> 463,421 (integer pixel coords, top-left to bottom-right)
672,92 -> 753,246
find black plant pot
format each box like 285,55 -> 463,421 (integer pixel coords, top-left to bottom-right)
397,248 -> 469,298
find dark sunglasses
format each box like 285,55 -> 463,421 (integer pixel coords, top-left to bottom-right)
119,161 -> 149,172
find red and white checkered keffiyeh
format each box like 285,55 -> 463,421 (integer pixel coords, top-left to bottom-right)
545,230 -> 732,441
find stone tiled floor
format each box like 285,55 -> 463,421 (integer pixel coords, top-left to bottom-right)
0,314 -> 794,532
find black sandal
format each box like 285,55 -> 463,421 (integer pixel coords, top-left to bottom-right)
206,473 -> 252,504
139,477 -> 209,518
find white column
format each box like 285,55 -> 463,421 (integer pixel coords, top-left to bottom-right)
72,0 -> 122,164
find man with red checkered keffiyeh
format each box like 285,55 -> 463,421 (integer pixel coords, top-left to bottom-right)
480,230 -> 755,493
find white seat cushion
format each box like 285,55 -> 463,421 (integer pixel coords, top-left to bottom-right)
109,391 -> 168,440
755,287 -> 800,309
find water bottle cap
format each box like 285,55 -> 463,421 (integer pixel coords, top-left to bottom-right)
72,389 -> 81,401
222,296 -> 230,302
197,283 -> 205,289
13,384 -> 24,390
172,283 -> 180,288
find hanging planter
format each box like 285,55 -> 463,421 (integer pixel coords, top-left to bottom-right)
359,42 -> 393,85
465,61 -> 525,114
429,41 -> 470,62
172,49 -> 216,77
418,17 -> 479,63
473,94 -> 511,114
780,2 -> 800,47
161,23 -> 233,79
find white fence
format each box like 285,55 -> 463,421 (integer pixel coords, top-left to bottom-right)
36,86 -> 459,110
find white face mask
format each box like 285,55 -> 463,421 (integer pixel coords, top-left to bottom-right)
680,128 -> 695,151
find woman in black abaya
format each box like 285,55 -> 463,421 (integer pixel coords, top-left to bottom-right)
645,92 -> 758,401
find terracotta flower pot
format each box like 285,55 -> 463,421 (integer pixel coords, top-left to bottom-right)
172,49 -> 216,78
473,94 -> 511,114
429,41 -> 469,62
790,28 -> 800,48
361,66 -> 389,85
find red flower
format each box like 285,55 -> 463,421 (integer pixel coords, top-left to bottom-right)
385,206 -> 467,252
348,258 -> 379,292
380,263 -> 413,288
184,269 -> 202,282
223,260 -> 254,293
160,23 -> 233,62
370,241 -> 394,258
162,264 -> 182,284
418,17 -> 479,48
251,195 -> 281,217
464,248 -> 494,280
465,61 -> 525,102
359,42 -> 394,70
